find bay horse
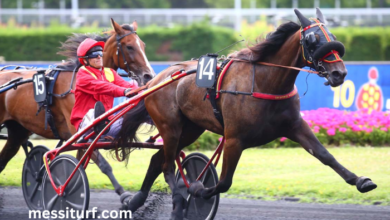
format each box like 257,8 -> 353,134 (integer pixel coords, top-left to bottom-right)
0,18 -> 155,199
117,8 -> 377,219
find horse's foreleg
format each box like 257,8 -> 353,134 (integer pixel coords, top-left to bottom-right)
124,149 -> 164,212
189,138 -> 243,200
287,120 -> 377,193
0,121 -> 30,173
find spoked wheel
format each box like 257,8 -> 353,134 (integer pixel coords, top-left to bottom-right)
41,155 -> 89,218
22,145 -> 49,210
175,153 -> 219,220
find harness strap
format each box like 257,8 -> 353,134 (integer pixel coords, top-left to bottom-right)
208,88 -> 224,127
252,86 -> 298,100
46,107 -> 61,139
215,59 -> 302,101
207,59 -> 233,127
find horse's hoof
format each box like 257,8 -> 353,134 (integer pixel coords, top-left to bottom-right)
188,181 -> 204,198
356,176 -> 377,193
123,191 -> 148,212
170,213 -> 184,220
170,208 -> 184,220
119,191 -> 132,204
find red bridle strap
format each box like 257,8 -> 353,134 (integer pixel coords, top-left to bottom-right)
302,22 -> 324,32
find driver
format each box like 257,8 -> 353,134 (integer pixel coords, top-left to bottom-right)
70,38 -> 138,138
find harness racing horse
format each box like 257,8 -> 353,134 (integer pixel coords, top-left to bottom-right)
117,9 -> 377,219
0,18 -> 155,199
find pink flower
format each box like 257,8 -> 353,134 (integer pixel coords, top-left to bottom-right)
352,125 -> 361,132
327,128 -> 336,136
364,128 -> 373,133
280,137 -> 287,142
339,127 -> 347,133
380,127 -> 388,132
156,138 -> 164,143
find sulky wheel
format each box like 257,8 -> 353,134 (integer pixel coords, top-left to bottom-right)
175,153 -> 219,220
41,155 -> 89,218
22,145 -> 49,210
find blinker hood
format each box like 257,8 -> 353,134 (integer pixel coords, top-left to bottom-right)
301,19 -> 345,63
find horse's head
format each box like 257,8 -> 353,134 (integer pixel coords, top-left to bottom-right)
104,18 -> 155,86
295,8 -> 347,87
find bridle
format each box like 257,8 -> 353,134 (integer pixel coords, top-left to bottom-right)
299,22 -> 328,77
115,31 -> 141,83
299,19 -> 344,78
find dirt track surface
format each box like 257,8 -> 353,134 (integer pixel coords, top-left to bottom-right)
1,187 -> 389,220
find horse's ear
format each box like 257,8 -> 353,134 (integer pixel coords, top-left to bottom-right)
111,18 -> 124,35
294,9 -> 311,28
316,8 -> 326,23
132,21 -> 138,31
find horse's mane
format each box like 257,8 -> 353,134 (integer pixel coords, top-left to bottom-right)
232,21 -> 301,62
56,33 -> 110,70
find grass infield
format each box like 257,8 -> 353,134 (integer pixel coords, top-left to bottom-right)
0,139 -> 389,205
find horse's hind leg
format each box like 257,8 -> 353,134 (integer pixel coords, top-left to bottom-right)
287,119 -> 377,193
0,121 -> 30,173
124,121 -> 205,215
189,137 -> 243,200
76,149 -> 127,196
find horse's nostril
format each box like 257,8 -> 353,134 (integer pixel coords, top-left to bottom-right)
332,71 -> 341,79
143,74 -> 153,82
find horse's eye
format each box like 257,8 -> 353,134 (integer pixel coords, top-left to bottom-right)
126,46 -> 134,51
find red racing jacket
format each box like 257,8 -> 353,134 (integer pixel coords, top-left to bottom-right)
70,65 -> 138,129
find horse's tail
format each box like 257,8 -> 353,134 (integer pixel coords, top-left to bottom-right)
114,99 -> 153,164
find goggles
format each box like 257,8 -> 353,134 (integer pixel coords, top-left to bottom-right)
87,51 -> 103,58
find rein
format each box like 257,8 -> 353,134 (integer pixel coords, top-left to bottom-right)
232,59 -> 319,75
214,59 -> 320,101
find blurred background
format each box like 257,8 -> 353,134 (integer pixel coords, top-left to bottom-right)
0,0 -> 389,112
0,1 -> 389,206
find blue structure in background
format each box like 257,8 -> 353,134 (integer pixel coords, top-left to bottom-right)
1,63 -> 389,111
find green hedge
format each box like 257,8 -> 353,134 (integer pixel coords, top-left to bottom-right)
330,27 -> 390,61
1,24 -> 390,61
0,22 -> 237,62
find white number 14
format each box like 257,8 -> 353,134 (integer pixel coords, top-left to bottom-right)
198,58 -> 215,80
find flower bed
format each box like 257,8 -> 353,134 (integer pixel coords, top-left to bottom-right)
276,108 -> 390,147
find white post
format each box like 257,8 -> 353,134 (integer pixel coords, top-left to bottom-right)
367,0 -> 371,8
17,0 -> 22,23
39,0 -> 44,25
335,0 -> 340,8
60,0 -> 65,24
293,0 -> 298,8
250,0 -> 256,23
71,0 -> 79,28
314,0 -> 320,8
234,0 -> 241,31
271,0 -> 276,8
335,0 -> 340,23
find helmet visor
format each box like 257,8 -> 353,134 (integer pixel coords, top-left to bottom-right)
87,51 -> 103,58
